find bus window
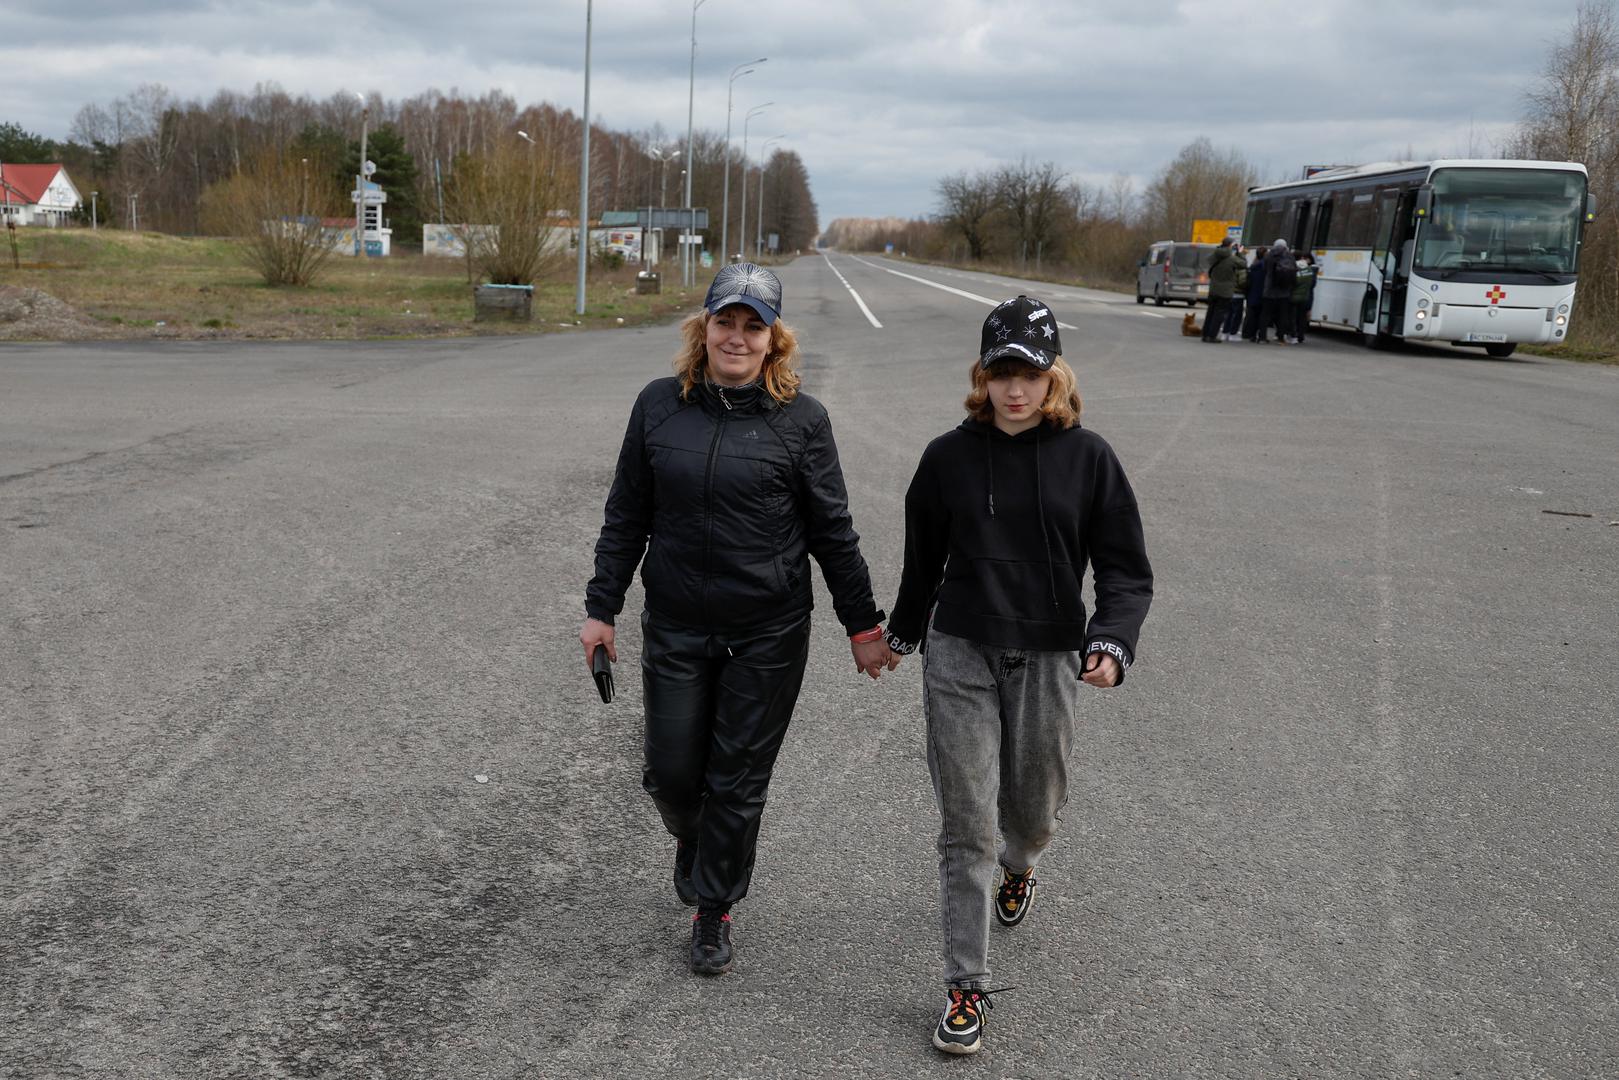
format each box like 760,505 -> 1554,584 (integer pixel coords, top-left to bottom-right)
1329,188 -> 1377,248
1312,198 -> 1334,248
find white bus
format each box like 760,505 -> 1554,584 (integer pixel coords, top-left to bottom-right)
1244,160 -> 1595,357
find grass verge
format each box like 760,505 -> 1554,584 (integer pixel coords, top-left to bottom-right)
0,229 -> 715,341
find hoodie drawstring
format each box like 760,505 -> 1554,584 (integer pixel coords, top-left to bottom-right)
1034,431 -> 1059,610
985,438 -> 996,517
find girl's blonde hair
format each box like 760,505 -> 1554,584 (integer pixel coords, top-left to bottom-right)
963,356 -> 1082,428
673,309 -> 801,404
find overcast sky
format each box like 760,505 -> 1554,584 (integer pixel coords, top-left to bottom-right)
0,0 -> 1587,222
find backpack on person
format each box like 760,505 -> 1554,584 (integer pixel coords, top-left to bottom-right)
1269,253 -> 1296,289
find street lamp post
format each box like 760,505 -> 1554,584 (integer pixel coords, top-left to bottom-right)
300,158 -> 308,219
516,130 -> 537,216
682,0 -> 708,287
648,146 -> 680,267
91,191 -> 99,231
757,136 -> 783,259
576,0 -> 593,317
738,103 -> 771,263
721,57 -> 765,266
354,91 -> 369,257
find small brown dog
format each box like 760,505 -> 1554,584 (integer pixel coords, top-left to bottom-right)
1180,313 -> 1199,337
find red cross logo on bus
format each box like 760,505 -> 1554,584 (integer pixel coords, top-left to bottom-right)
1486,286 -> 1507,305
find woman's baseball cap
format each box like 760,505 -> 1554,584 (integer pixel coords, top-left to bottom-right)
980,295 -> 1061,369
704,262 -> 783,325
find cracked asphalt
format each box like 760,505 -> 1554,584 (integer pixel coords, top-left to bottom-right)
3,255 -> 1616,1079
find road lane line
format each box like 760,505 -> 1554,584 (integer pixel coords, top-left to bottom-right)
822,253 -> 883,328
846,255 -> 1078,330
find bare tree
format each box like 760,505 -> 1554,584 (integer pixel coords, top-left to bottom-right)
200,152 -> 343,286
444,135 -> 573,285
1140,137 -> 1257,241
995,159 -> 1067,269
935,170 -> 997,260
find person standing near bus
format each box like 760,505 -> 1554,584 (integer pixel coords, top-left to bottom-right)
1290,252 -> 1317,344
1259,238 -> 1297,344
881,296 -> 1154,1055
1202,237 -> 1242,343
1221,245 -> 1249,340
1240,244 -> 1268,341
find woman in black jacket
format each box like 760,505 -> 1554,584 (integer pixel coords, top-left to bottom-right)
883,296 -> 1152,1055
580,263 -> 890,976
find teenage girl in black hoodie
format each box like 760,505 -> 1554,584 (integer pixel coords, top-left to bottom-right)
883,296 -> 1153,1056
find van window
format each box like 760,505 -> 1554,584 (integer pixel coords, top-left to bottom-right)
1171,246 -> 1217,271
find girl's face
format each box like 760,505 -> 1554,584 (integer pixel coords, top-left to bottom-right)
705,305 -> 771,386
985,362 -> 1052,434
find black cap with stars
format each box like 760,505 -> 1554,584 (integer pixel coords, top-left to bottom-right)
979,295 -> 1061,370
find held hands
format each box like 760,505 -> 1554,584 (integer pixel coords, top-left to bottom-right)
580,617 -> 617,667
851,636 -> 893,680
1081,652 -> 1121,688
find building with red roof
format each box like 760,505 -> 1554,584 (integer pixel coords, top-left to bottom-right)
0,163 -> 84,227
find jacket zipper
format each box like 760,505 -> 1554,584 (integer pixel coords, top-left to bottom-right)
700,390 -> 729,623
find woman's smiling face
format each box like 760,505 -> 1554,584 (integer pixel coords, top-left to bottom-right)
705,304 -> 771,386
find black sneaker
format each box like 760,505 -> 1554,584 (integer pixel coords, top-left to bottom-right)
994,865 -> 1036,927
689,909 -> 733,975
674,841 -> 697,907
932,986 -> 1011,1055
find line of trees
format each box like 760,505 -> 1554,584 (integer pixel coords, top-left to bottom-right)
822,138 -> 1256,289
5,81 -> 819,259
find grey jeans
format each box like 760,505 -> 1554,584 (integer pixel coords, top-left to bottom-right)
923,626 -> 1083,989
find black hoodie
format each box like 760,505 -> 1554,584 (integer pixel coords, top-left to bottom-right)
886,418 -> 1152,667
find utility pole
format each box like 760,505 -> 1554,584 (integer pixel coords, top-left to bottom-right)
757,136 -> 783,259
576,0 -> 593,316
683,0 -> 708,287
721,58 -> 765,264
739,104 -> 771,263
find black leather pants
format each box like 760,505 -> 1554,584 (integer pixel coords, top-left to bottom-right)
640,610 -> 812,908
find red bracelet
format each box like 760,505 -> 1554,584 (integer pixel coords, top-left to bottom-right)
849,626 -> 883,643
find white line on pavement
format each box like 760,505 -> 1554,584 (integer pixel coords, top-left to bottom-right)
822,253 -> 883,328
846,255 -> 1078,330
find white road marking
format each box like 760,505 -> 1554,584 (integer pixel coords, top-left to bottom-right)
847,255 -> 1078,329
822,253 -> 883,328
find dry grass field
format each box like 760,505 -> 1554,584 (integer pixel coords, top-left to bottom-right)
0,229 -> 701,341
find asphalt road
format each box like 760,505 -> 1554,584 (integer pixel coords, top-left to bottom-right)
3,253 -> 1616,1080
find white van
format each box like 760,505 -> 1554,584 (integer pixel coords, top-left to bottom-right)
1135,242 -> 1218,305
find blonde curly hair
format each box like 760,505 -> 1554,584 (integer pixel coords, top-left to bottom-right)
673,309 -> 801,404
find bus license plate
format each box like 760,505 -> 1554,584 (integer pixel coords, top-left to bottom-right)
1465,333 -> 1508,343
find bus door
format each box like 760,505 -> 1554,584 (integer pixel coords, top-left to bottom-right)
1372,188 -> 1417,337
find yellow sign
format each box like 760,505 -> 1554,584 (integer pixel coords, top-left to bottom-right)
1192,219 -> 1241,244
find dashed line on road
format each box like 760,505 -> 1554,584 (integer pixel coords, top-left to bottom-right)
847,254 -> 1078,330
822,253 -> 883,328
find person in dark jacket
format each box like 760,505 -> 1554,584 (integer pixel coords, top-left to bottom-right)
1290,251 -> 1317,343
1220,244 -> 1249,340
1258,237 -> 1297,344
881,296 -> 1153,1056
1201,237 -> 1241,343
1239,244 -> 1268,341
580,262 -> 890,977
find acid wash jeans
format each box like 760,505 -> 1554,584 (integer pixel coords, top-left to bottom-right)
923,626 -> 1083,989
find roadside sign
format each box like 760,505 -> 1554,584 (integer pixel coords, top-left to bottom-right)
1192,219 -> 1240,244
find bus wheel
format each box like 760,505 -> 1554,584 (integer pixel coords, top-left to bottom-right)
1485,343 -> 1517,358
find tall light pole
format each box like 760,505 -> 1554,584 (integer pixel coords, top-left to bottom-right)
300,158 -> 308,219
576,0 -> 593,316
91,190 -> 99,231
757,136 -> 783,259
738,103 -> 771,264
648,145 -> 679,268
682,0 -> 708,287
517,130 -> 537,217
721,57 -> 765,265
353,91 -> 368,256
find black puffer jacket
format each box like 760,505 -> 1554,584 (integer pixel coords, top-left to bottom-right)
586,376 -> 882,634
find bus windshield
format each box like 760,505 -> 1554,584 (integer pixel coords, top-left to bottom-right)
1414,168 -> 1586,276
